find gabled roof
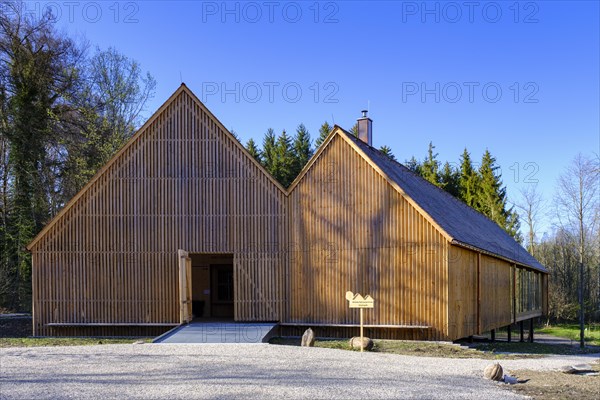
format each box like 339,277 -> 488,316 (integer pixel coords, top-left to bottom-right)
28,84 -> 546,274
27,84 -> 286,250
336,128 -> 547,273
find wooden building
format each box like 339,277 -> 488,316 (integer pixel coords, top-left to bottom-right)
27,85 -> 547,340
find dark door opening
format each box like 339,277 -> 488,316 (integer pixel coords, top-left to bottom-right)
190,254 -> 234,320
211,264 -> 234,318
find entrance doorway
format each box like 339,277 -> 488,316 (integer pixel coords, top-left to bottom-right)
189,254 -> 234,320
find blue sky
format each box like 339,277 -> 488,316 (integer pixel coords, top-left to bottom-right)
29,0 -> 599,236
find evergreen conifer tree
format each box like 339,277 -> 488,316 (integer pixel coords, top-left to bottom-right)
421,142 -> 441,186
439,162 -> 460,197
292,124 -> 313,174
405,156 -> 422,174
458,148 -> 480,208
379,146 -> 396,161
261,128 -> 276,173
273,130 -> 295,187
245,138 -> 261,163
315,121 -> 332,147
478,149 -> 521,240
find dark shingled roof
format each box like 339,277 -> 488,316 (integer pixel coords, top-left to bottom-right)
341,130 -> 547,273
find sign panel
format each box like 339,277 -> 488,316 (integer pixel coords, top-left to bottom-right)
346,291 -> 374,308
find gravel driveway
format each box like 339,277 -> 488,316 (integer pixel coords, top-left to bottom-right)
1,344 -> 598,399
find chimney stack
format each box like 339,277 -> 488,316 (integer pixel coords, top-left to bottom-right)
357,110 -> 372,146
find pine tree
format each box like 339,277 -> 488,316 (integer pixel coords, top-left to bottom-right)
315,121 -> 332,147
458,148 -> 480,209
261,128 -> 276,173
379,146 -> 396,161
421,142 -> 441,186
230,129 -> 240,142
350,123 -> 358,136
292,123 -> 313,174
439,162 -> 460,197
245,138 -> 261,163
405,156 -> 422,174
273,130 -> 295,187
478,150 -> 506,223
478,149 -> 521,240
506,209 -> 522,243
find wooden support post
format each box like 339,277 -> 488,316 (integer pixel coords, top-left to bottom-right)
513,265 -> 517,324
507,325 -> 512,343
491,329 -> 495,342
360,308 -> 364,353
528,318 -> 534,343
477,253 -> 481,335
520,321 -> 524,342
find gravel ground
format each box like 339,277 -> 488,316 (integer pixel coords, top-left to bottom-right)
1,344 -> 599,400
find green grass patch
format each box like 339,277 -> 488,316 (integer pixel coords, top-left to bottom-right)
0,337 -> 151,348
537,324 -> 600,346
372,340 -> 508,359
269,337 -> 545,359
473,341 -> 598,355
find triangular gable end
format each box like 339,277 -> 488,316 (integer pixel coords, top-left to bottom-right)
27,84 -> 286,250
286,124 -> 340,193
309,126 -> 456,244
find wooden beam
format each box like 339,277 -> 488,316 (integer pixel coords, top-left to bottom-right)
528,318 -> 534,343
46,323 -> 179,327
520,320 -> 524,342
513,264 -> 517,324
477,253 -> 481,335
279,323 -> 431,329
515,310 -> 543,322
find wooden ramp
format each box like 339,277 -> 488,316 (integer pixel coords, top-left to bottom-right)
154,322 -> 278,344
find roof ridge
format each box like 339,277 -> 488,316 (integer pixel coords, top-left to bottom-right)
343,130 -> 518,240
339,129 -> 544,272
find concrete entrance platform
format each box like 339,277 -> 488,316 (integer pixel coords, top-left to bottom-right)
154,322 -> 278,344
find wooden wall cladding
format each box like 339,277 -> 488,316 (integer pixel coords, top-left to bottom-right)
287,134 -> 449,340
30,87 -> 287,336
479,255 -> 512,332
28,86 -> 546,340
448,245 -> 543,340
447,245 -> 478,340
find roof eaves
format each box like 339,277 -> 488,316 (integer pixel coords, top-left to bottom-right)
452,240 -> 548,273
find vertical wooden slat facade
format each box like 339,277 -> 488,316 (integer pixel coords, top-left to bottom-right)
287,134 -> 449,340
29,86 -> 287,336
28,85 -> 546,339
448,245 -> 546,340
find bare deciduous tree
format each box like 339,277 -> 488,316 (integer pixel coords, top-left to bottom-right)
554,153 -> 600,348
514,184 -> 545,256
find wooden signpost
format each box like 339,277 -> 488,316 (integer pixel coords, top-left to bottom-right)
345,291 -> 374,352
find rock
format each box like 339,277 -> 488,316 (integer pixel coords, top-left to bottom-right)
561,364 -> 594,374
349,336 -> 373,351
301,328 -> 315,347
483,363 -> 504,381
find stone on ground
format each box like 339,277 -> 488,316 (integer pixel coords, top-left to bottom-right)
301,328 -> 315,347
349,336 -> 373,351
483,363 -> 504,381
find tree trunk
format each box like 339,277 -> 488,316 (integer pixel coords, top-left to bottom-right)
579,192 -> 585,349
579,256 -> 584,348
